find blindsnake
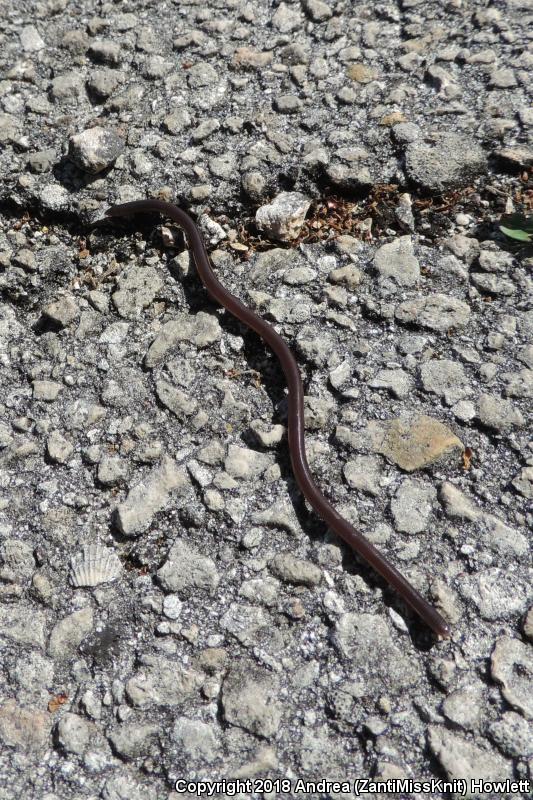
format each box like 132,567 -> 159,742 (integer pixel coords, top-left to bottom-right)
106,199 -> 451,639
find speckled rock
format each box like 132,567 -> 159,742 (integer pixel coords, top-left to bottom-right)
269,553 -> 322,586
171,717 -> 221,762
107,721 -> 160,760
441,685 -> 484,731
512,466 -> 533,499
366,415 -> 464,472
46,430 -> 74,464
47,606 -> 94,659
126,657 -> 202,708
144,312 -> 222,367
491,636 -> 533,719
368,368 -> 412,399
395,294 -> 471,332
405,133 -> 487,192
222,662 -> 282,739
157,538 -> 220,596
255,192 -> 311,242
332,613 -> 421,690
224,444 -> 272,480
419,359 -> 469,404
477,394 -> 525,431
114,456 -> 191,537
0,700 -> 50,753
428,726 -> 512,795
373,236 -> 420,287
56,713 -> 93,755
155,380 -> 197,419
43,295 -> 79,328
488,711 -> 533,758
0,603 -> 47,649
68,126 -> 124,173
112,265 -> 163,318
457,568 -> 532,622
390,479 -> 436,534
343,454 -> 383,496
439,482 -> 480,521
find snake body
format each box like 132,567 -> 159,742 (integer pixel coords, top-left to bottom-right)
106,199 -> 451,638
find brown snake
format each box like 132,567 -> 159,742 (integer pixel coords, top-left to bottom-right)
106,199 -> 451,639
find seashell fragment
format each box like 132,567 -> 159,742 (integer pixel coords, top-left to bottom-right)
69,544 -> 122,588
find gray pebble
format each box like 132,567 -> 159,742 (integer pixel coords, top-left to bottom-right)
333,613 -> 421,691
0,603 -> 46,649
20,26 -> 45,52
491,636 -> 533,719
145,312 -> 221,367
26,149 -> 56,174
419,359 -> 469,405
428,726 -> 512,787
222,662 -> 281,738
156,380 -> 197,419
343,454 -> 383,496
108,721 -> 159,760
325,148 -> 373,191
404,132 -> 487,192
87,68 -> 124,100
269,553 -> 322,586
471,273 -> 515,296
115,456 -> 191,537
512,466 -> 533,499
43,295 -> 79,328
32,380 -> 62,402
489,68 -> 517,89
46,431 -> 74,464
302,0 -> 332,22
224,444 -> 272,480
163,108 -> 192,135
49,74 -> 85,101
444,234 -> 480,266
369,368 -> 412,399
157,538 -> 219,595
457,568 -> 531,621
503,369 -> 533,399
441,685 -> 484,731
240,576 -> 281,607
126,658 -> 201,708
255,192 -> 311,242
98,455 -> 127,486
479,515 -> 528,557
171,717 -> 221,762
56,713 -> 92,755
390,479 -> 436,534
373,235 -> 420,287
477,393 -> 525,431
88,39 -> 121,65
439,482 -> 480,521
478,248 -> 514,273
272,3 -> 302,32
395,294 -> 470,332
47,607 -> 94,659
68,127 -> 124,174
488,711 -> 533,758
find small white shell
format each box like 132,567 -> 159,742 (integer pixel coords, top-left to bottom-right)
69,544 -> 122,588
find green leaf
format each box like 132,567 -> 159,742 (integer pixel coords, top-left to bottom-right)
499,212 -> 533,242
499,225 -> 533,242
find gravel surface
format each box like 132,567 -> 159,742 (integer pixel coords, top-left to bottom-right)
0,1 -> 532,799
